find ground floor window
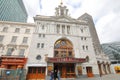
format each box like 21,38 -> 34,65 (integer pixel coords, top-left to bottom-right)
27,67 -> 46,80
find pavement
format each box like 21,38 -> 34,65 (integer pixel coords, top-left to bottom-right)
60,74 -> 120,80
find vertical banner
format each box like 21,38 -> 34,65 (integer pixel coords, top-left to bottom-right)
77,66 -> 82,75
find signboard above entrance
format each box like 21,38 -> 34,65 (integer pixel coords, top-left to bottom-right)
46,57 -> 86,63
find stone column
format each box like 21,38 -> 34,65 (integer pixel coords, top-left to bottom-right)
101,63 -> 105,75
106,64 -> 110,74
108,64 -> 111,74
98,63 -> 102,76
103,64 -> 107,74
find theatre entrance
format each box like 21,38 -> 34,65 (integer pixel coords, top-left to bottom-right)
54,63 -> 76,78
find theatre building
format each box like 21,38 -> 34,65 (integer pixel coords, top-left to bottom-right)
26,3 -> 110,80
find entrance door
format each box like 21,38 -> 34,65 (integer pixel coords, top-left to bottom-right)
27,67 -> 46,80
54,63 -> 75,78
86,67 -> 94,77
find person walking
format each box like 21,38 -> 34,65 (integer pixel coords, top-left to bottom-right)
54,70 -> 57,80
57,70 -> 61,80
50,70 -> 54,80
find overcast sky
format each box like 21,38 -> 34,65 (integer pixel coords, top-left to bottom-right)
23,0 -> 120,44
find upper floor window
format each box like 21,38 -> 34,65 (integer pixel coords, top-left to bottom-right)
0,35 -> 4,42
57,24 -> 60,33
80,29 -> 83,33
25,29 -> 30,33
43,34 -> 45,38
41,43 -> 44,48
67,25 -> 70,34
19,49 -> 25,56
22,37 -> 28,43
15,28 -> 20,33
39,34 -> 41,37
6,48 -> 14,55
37,43 -> 40,48
3,27 -> 8,32
11,36 -> 17,43
82,45 -> 85,50
62,25 -> 65,34
86,46 -> 88,50
37,43 -> 44,48
38,34 -> 45,38
81,37 -> 83,40
42,25 -> 44,30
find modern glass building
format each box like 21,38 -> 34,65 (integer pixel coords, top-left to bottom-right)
102,42 -> 120,60
0,0 -> 27,22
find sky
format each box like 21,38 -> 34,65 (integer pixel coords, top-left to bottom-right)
23,0 -> 120,44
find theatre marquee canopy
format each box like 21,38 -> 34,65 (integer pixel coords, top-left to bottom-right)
46,57 -> 87,63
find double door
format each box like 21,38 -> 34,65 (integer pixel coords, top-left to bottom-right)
54,63 -> 75,78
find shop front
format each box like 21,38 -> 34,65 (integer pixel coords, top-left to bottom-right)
0,55 -> 27,69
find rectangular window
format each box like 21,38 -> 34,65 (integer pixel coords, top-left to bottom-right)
38,34 -> 45,38
81,37 -> 83,40
6,48 -> 13,55
25,29 -> 30,33
86,46 -> 88,50
37,43 -> 40,48
80,29 -> 83,33
0,35 -> 4,42
15,28 -> 20,33
3,27 -> 8,32
38,34 -> 41,37
41,43 -> 44,48
67,26 -> 70,34
57,24 -> 60,33
62,25 -> 65,34
43,34 -> 45,38
22,37 -> 28,43
19,49 -> 25,56
67,25 -> 70,34
82,45 -> 85,50
11,36 -> 17,43
42,25 -> 44,29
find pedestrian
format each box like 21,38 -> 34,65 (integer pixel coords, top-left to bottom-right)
54,70 -> 57,80
57,69 -> 61,80
50,70 -> 54,80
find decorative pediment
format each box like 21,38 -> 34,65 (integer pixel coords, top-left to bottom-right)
55,16 -> 76,22
58,18 -> 70,22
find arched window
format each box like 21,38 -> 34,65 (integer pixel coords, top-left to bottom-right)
54,39 -> 74,57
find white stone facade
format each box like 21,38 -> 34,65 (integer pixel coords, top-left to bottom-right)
0,21 -> 35,57
0,3 -> 111,80
26,4 -> 110,79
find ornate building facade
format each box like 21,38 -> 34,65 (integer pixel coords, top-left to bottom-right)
0,2 -> 111,80
26,3 -> 110,80
0,21 -> 35,69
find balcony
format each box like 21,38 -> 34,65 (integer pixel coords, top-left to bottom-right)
1,55 -> 25,58
7,43 -> 17,48
0,55 -> 27,66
